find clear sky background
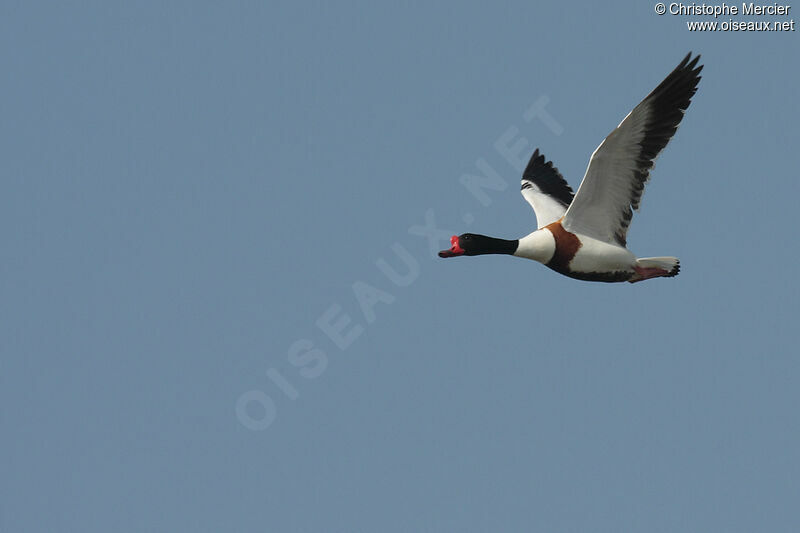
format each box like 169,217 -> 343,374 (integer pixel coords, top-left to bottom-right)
2,2 -> 799,532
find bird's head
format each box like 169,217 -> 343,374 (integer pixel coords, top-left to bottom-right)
438,234 -> 492,257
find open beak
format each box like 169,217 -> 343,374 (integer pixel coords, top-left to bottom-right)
438,235 -> 465,258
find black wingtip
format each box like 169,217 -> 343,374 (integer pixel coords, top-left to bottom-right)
683,52 -> 703,75
521,148 -> 574,206
522,148 -> 545,180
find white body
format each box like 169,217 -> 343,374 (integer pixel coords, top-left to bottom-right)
515,228 -> 636,272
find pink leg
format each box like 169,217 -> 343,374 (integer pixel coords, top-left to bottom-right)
631,265 -> 669,282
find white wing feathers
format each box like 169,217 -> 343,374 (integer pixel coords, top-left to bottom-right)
563,53 -> 703,245
519,148 -> 574,228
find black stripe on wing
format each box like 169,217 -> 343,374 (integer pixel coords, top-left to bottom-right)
631,52 -> 703,210
621,52 -> 703,239
521,148 -> 574,206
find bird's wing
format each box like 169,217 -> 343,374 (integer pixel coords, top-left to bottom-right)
562,53 -> 703,246
520,148 -> 574,228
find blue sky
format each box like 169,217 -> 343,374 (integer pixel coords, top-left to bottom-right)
2,2 -> 799,532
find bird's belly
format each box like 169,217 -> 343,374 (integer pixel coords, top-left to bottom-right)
541,222 -> 636,282
571,238 -> 635,270
557,236 -> 636,282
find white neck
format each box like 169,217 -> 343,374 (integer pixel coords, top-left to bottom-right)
514,229 -> 555,264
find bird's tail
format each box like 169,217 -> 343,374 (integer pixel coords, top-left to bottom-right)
629,257 -> 680,283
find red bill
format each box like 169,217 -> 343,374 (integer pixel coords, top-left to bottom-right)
438,235 -> 465,258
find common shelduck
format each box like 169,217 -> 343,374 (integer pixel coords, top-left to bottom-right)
439,53 -> 703,283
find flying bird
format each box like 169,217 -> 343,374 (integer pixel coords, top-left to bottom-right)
439,53 -> 703,283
